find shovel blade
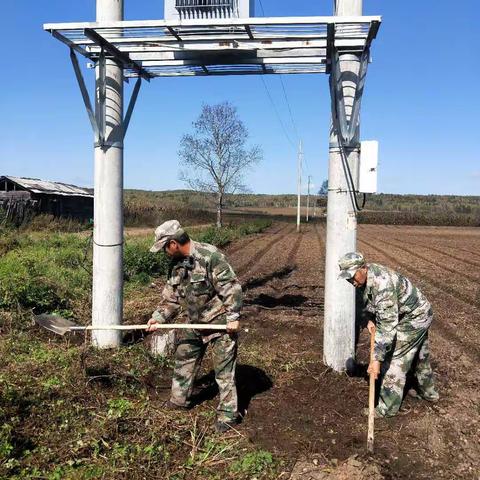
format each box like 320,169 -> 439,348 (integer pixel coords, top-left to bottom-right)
34,314 -> 80,336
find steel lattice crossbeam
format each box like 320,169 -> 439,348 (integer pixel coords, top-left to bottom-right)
44,16 -> 381,77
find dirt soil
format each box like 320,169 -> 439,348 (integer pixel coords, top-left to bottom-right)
217,221 -> 480,479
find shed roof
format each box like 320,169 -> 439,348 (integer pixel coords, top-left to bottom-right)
1,176 -> 93,198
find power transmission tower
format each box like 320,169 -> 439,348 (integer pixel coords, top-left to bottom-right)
297,140 -> 303,233
306,175 -> 312,222
45,0 -> 380,354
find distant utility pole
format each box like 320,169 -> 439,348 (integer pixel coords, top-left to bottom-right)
297,140 -> 303,233
306,175 -> 312,222
324,0 -> 362,371
92,0 -> 124,348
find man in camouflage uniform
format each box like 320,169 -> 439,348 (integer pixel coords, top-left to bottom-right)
146,220 -> 243,432
338,252 -> 439,417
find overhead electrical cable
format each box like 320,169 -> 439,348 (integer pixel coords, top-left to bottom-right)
279,75 -> 299,139
260,76 -> 297,151
258,0 -> 266,16
258,0 -> 300,141
257,0 -> 306,159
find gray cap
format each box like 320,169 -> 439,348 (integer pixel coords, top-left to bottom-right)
150,220 -> 185,253
338,252 -> 365,280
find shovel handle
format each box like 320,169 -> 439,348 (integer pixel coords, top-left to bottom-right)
70,324 -> 228,331
367,326 -> 376,453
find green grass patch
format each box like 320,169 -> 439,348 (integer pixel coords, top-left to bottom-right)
0,220 -> 271,330
231,450 -> 276,477
0,332 -> 281,479
0,218 -> 280,477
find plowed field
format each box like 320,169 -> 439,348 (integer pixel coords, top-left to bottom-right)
221,221 -> 479,479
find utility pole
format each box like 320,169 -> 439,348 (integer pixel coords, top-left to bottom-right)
323,0 -> 362,371
92,0 -> 124,348
306,175 -> 311,222
296,140 -> 303,233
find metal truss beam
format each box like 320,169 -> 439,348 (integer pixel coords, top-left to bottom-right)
83,28 -> 152,81
45,15 -> 381,78
69,49 -> 142,149
44,15 -> 382,30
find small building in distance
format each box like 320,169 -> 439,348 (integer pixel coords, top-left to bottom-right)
0,176 -> 93,223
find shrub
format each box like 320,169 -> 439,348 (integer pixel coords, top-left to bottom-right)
0,227 -> 20,256
22,215 -> 89,233
196,226 -> 235,247
123,241 -> 169,282
0,234 -> 90,315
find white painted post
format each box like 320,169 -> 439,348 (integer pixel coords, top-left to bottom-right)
296,140 -> 303,233
306,175 -> 311,222
92,0 -> 124,348
323,0 -> 362,371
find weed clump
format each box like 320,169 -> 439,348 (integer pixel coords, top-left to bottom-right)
231,450 -> 276,476
196,219 -> 272,248
0,234 -> 89,319
124,240 -> 169,282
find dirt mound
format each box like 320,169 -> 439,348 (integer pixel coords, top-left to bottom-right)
290,455 -> 383,480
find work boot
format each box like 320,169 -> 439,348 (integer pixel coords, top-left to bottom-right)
214,419 -> 237,433
163,400 -> 190,411
362,407 -> 384,419
407,389 -> 439,403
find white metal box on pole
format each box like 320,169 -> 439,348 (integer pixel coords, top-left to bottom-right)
359,140 -> 379,194
164,0 -> 255,20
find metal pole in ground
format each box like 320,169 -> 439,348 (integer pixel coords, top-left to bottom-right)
306,175 -> 311,222
92,0 -> 124,348
323,0 -> 362,371
296,140 -> 303,233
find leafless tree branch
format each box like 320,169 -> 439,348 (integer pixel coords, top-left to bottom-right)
178,102 -> 263,227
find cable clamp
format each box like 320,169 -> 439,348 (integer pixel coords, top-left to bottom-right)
93,240 -> 124,248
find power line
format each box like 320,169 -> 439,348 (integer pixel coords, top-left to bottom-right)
279,75 -> 299,140
257,0 -> 266,16
257,0 -> 312,188
257,0 -> 302,155
258,0 -> 299,141
260,76 -> 297,151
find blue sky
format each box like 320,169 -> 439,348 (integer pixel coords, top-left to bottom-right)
1,0 -> 479,195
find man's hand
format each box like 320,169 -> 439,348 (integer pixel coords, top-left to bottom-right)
226,320 -> 240,334
146,318 -> 160,332
367,320 -> 376,336
368,360 -> 381,380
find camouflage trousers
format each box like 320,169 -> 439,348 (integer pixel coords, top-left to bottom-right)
377,326 -> 439,417
170,331 -> 238,423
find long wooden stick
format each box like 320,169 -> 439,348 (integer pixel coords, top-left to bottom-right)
70,324 -> 228,331
367,327 -> 376,453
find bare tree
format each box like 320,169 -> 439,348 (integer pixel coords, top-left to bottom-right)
179,102 -> 262,228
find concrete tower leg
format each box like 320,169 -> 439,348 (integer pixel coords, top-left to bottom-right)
92,0 -> 124,348
323,0 -> 362,371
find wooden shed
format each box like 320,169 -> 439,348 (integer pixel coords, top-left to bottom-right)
0,176 -> 93,223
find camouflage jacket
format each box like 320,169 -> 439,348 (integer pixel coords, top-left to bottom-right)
152,241 -> 243,329
362,263 -> 432,361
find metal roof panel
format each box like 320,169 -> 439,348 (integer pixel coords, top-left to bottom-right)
3,176 -> 93,198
